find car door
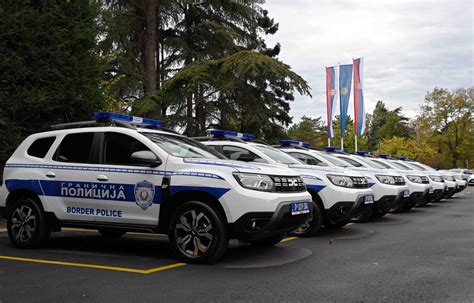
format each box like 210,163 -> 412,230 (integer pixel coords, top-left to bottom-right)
48,131 -> 100,222
92,131 -> 164,226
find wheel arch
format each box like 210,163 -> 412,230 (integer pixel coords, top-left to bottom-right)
6,189 -> 44,210
306,188 -> 326,213
158,189 -> 229,233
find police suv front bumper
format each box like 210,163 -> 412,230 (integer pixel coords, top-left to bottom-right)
230,201 -> 311,241
326,193 -> 374,223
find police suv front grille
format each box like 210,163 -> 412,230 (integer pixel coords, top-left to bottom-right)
393,176 -> 406,185
421,176 -> 430,184
350,176 -> 369,188
271,176 -> 306,193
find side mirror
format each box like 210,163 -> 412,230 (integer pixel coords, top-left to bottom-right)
131,151 -> 162,167
237,153 -> 256,162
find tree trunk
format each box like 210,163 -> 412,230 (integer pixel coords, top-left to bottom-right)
144,0 -> 156,95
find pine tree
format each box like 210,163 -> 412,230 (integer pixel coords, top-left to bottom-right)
0,0 -> 104,162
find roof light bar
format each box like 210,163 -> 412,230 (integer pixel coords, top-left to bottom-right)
207,129 -> 255,141
378,154 -> 392,159
93,112 -> 163,127
325,146 -> 344,153
279,140 -> 311,148
398,156 -> 409,161
355,151 -> 372,156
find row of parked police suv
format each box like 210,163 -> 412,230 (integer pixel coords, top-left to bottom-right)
0,112 -> 470,263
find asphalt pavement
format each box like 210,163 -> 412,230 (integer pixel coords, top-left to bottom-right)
0,187 -> 473,302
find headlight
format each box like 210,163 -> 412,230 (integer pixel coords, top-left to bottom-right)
375,175 -> 396,185
233,173 -> 274,191
327,174 -> 354,188
407,175 -> 423,183
429,175 -> 443,182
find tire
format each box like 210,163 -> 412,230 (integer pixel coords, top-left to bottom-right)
169,201 -> 228,264
354,208 -> 373,223
290,201 -> 323,237
372,209 -> 389,218
7,197 -> 50,249
325,218 -> 350,228
249,234 -> 284,247
98,228 -> 126,238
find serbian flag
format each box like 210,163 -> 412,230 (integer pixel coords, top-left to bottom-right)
339,64 -> 353,138
353,58 -> 365,135
325,66 -> 338,138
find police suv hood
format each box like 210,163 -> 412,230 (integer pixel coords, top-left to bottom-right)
182,158 -> 300,176
390,169 -> 426,176
287,164 -> 366,178
349,166 -> 403,177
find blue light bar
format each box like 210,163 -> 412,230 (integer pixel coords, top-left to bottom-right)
355,151 -> 372,156
207,129 -> 255,141
343,148 -> 349,153
378,154 -> 392,159
325,146 -> 343,152
399,156 -> 409,161
93,112 -> 163,127
279,140 -> 310,148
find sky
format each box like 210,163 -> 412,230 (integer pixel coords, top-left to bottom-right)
263,0 -> 473,124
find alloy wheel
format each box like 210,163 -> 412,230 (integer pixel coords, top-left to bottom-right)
175,210 -> 214,258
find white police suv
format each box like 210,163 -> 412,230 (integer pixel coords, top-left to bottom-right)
0,113 -> 312,263
197,132 -> 374,236
393,158 -> 448,202
350,154 -> 431,210
297,148 -> 410,220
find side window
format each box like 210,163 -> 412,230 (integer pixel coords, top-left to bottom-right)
27,137 -> 56,158
54,133 -> 94,163
289,152 -> 325,166
103,132 -> 152,166
222,145 -> 261,162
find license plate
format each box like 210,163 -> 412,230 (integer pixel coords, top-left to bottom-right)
403,190 -> 410,198
291,202 -> 310,215
364,195 -> 374,204
429,187 -> 434,194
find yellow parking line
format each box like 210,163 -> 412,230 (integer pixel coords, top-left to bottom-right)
142,263 -> 187,274
346,222 -> 355,226
0,255 -> 186,274
280,236 -> 298,243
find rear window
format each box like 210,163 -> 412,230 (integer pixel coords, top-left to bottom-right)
27,137 -> 56,158
54,133 -> 94,163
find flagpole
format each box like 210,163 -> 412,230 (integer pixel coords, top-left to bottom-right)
341,138 -> 344,150
328,138 -> 331,147
355,134 -> 358,152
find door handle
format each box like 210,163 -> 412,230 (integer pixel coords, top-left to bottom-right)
97,175 -> 108,182
45,171 -> 56,178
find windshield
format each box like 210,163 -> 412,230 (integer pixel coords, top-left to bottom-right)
370,159 -> 393,169
389,160 -> 412,170
355,156 -> 387,169
253,145 -> 302,164
335,155 -> 364,167
406,162 -> 426,171
142,133 -> 225,159
317,153 -> 350,167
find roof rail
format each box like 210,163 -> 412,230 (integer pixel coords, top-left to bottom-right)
275,144 -> 308,150
49,112 -> 179,134
51,120 -> 98,130
192,136 -> 247,143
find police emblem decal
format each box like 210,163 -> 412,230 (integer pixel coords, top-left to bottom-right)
134,180 -> 155,210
